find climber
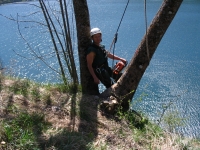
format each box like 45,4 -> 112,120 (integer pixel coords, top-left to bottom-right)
86,27 -> 127,88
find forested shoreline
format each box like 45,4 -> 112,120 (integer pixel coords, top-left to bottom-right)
0,0 -> 32,5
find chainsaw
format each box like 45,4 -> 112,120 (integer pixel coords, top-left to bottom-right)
113,61 -> 127,75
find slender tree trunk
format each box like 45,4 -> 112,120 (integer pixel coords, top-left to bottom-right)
39,0 -> 68,86
73,0 -> 99,94
60,0 -> 78,85
104,0 -> 183,111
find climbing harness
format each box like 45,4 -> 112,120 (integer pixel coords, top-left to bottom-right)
95,64 -> 114,88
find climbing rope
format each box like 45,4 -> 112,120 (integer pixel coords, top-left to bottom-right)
109,0 -> 150,84
109,0 -> 150,61
144,0 -> 150,61
109,0 -> 130,83
109,0 -> 130,53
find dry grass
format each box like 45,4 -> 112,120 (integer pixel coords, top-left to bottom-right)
0,77 -> 200,150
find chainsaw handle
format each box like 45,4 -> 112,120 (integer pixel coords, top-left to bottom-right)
125,60 -> 128,66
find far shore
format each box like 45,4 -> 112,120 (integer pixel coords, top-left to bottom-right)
0,0 -> 34,5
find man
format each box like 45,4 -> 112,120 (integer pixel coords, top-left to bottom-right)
86,27 -> 127,88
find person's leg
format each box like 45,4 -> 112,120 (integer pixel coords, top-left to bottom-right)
95,68 -> 113,88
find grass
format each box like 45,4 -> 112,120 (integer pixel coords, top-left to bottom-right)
9,78 -> 30,97
0,76 -> 200,149
0,63 -> 4,91
0,112 -> 49,150
0,74 -> 2,92
30,85 -> 41,102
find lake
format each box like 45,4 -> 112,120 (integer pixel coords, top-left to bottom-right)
0,0 -> 200,138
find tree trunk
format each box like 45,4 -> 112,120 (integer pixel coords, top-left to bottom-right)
103,0 -> 183,111
73,0 -> 99,94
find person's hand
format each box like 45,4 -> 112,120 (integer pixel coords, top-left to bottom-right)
120,58 -> 127,65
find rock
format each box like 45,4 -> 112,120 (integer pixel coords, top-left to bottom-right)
51,106 -> 60,112
1,141 -> 6,145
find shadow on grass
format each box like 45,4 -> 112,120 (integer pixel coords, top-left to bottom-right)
40,94 -> 99,150
0,90 -> 99,150
0,86 -> 150,150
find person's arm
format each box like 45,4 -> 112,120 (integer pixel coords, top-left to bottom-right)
86,52 -> 100,84
107,52 -> 126,64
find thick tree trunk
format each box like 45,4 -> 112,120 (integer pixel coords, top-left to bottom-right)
103,0 -> 183,111
73,0 -> 99,94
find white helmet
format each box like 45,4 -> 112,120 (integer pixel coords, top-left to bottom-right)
90,28 -> 102,37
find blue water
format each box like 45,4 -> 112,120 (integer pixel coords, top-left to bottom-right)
0,0 -> 200,138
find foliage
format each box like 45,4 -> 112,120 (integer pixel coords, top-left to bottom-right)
42,92 -> 52,105
0,112 -> 50,150
9,79 -> 30,97
163,110 -> 185,133
53,83 -> 81,94
157,95 -> 186,133
116,101 -> 148,130
30,85 -> 41,102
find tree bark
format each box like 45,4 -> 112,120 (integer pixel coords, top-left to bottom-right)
73,0 -> 99,94
103,0 -> 183,111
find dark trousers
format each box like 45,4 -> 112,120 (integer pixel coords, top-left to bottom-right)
94,65 -> 122,88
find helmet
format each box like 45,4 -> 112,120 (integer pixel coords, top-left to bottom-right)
90,28 -> 102,37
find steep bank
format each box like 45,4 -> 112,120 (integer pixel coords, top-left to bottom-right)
0,75 -> 199,149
